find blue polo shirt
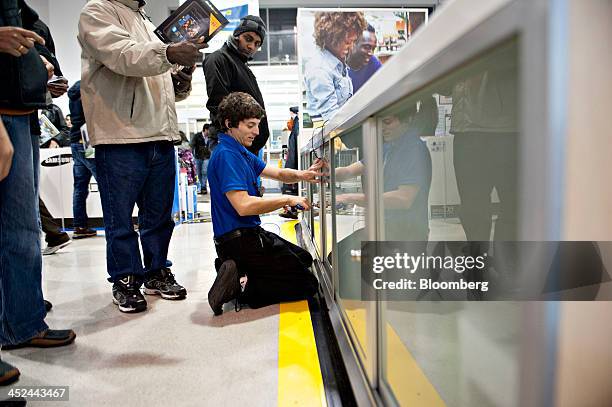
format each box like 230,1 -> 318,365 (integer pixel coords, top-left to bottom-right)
207,133 -> 267,237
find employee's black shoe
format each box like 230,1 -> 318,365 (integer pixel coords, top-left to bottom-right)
214,258 -> 223,273
112,275 -> 147,313
208,260 -> 240,316
143,268 -> 187,300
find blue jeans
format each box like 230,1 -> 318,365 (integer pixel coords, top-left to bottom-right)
95,142 -> 176,283
0,115 -> 48,345
71,143 -> 97,228
195,158 -> 208,192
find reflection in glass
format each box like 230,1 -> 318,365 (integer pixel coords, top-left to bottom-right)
323,142 -> 333,266
311,150 -> 322,255
332,127 -> 371,360
380,38 -> 522,407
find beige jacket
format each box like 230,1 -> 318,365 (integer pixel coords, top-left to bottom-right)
78,0 -> 181,146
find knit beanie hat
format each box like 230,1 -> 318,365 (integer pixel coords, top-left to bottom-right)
233,15 -> 267,42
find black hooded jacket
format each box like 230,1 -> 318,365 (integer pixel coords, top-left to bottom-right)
0,0 -> 48,110
203,41 -> 269,155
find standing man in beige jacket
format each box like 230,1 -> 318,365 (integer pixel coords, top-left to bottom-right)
78,0 -> 206,313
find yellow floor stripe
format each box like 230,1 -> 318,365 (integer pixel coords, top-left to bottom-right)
386,324 -> 446,407
279,220 -> 299,245
341,303 -> 445,406
278,219 -> 443,406
277,219 -> 326,406
278,301 -> 327,406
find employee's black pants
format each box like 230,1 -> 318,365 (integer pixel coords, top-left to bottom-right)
215,227 -> 318,309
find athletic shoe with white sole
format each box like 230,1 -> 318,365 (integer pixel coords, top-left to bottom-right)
112,275 -> 147,313
42,239 -> 71,256
143,268 -> 187,300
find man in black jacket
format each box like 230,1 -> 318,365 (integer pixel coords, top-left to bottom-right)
203,15 -> 269,155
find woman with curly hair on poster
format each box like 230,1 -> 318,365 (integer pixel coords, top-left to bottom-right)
304,12 -> 367,121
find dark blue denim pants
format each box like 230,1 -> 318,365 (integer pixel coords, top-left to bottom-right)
195,158 -> 208,192
95,142 -> 176,283
0,115 -> 48,345
71,143 -> 97,228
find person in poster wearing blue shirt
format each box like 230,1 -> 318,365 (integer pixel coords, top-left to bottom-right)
347,24 -> 383,94
207,92 -> 326,315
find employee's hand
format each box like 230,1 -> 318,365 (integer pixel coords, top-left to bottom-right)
166,38 -> 208,67
0,118 -> 14,182
306,158 -> 329,178
40,56 -> 54,79
48,77 -> 68,98
286,196 -> 311,211
0,27 -> 44,57
309,158 -> 327,171
49,140 -> 60,148
300,159 -> 328,183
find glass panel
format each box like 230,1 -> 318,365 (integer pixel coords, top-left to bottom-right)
301,152 -> 312,231
332,126 -> 372,364
379,37 -> 522,406
267,9 -> 297,31
269,31 -> 297,64
323,141 -> 333,268
251,34 -> 269,64
311,150 -> 322,256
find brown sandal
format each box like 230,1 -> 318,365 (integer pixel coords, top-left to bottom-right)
2,329 -> 76,350
0,360 -> 20,386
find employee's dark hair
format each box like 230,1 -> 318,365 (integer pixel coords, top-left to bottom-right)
218,92 -> 265,132
203,123 -> 210,131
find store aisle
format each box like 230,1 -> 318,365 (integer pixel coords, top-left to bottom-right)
2,223 -> 282,406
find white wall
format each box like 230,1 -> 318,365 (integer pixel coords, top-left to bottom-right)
28,0 -> 49,22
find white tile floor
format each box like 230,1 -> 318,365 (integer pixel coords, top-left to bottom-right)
2,222 -> 281,406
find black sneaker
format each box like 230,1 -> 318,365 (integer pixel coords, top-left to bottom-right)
208,260 -> 240,316
112,275 -> 147,313
143,268 -> 187,300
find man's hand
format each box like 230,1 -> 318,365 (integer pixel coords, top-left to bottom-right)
300,159 -> 329,183
0,119 -> 14,181
48,140 -> 60,148
309,158 -> 327,172
172,65 -> 195,95
48,77 -> 69,98
286,195 -> 312,211
302,158 -> 329,183
40,56 -> 54,79
0,27 -> 44,57
166,38 -> 208,67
